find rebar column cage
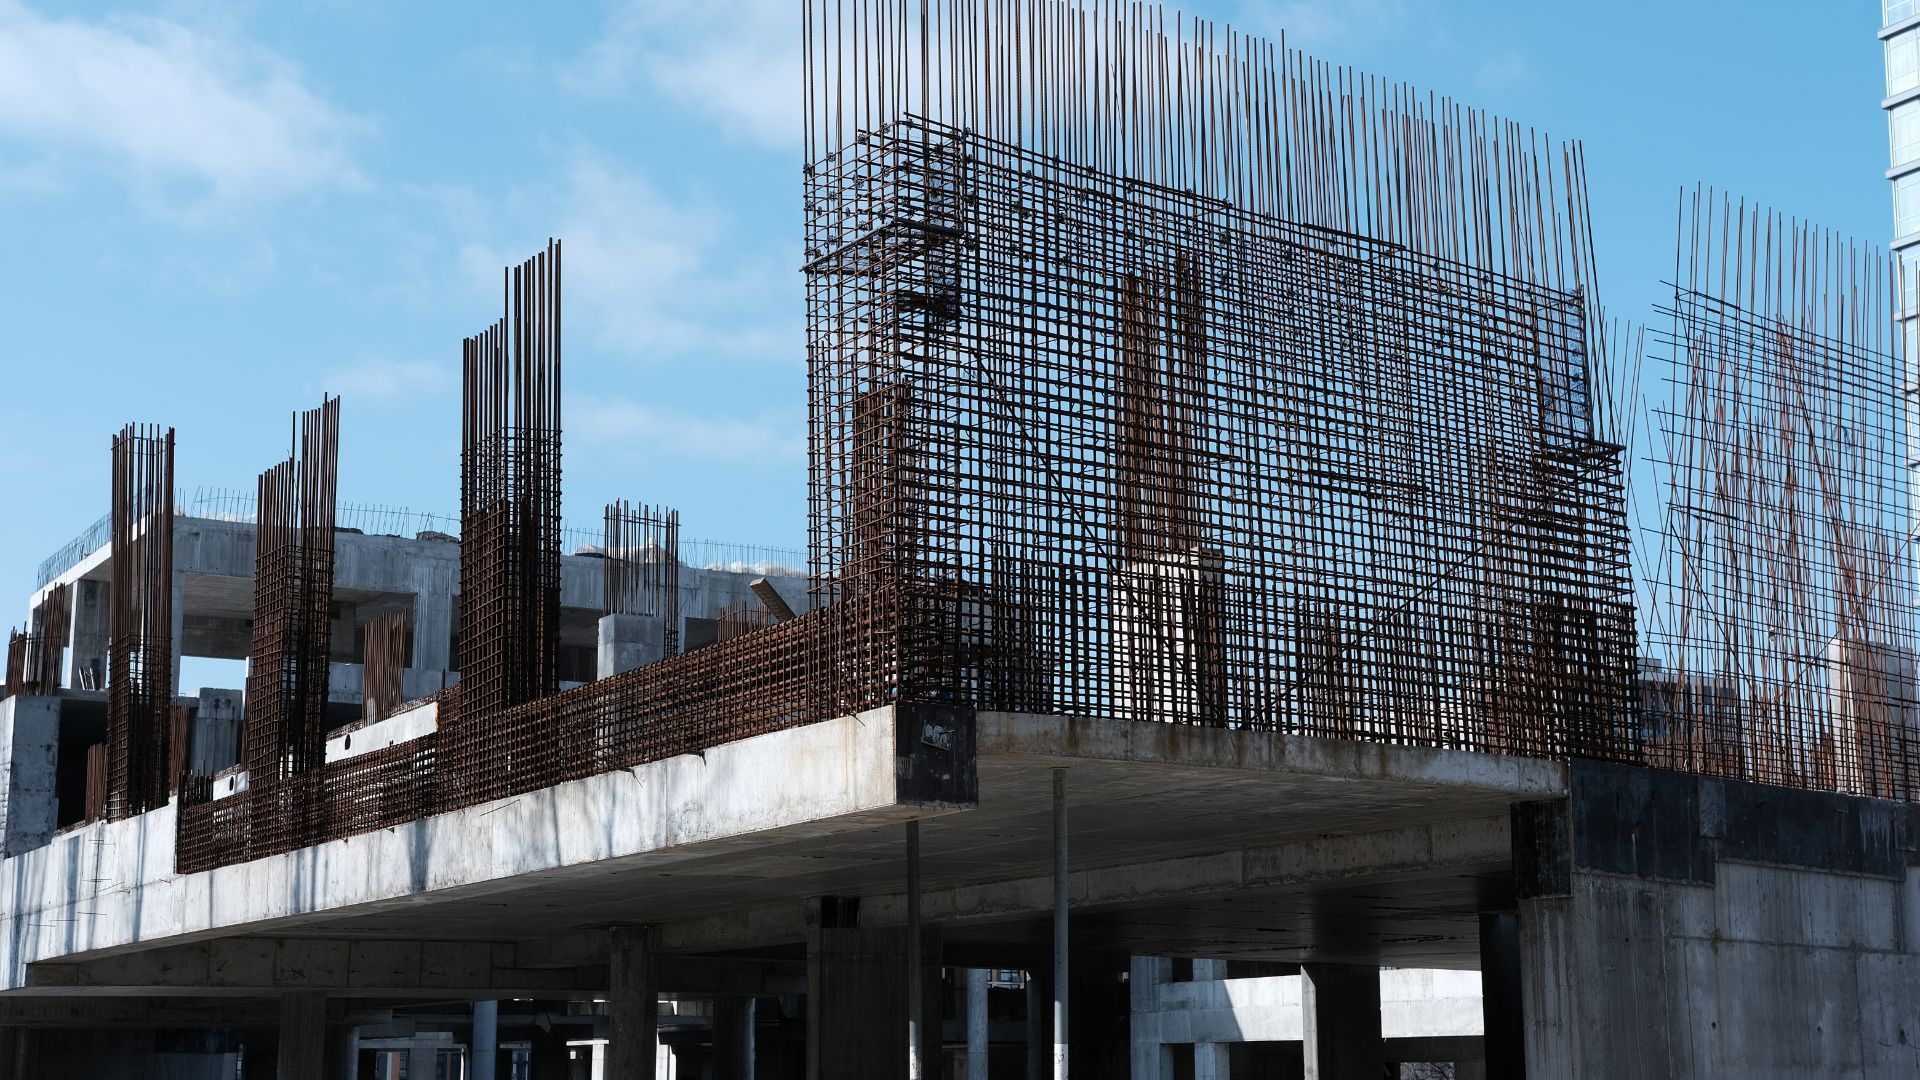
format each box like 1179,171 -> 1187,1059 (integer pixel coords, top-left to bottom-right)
447,240 -> 564,797
1641,189 -> 1920,799
362,612 -> 407,723
605,500 -> 681,657
106,423 -> 175,819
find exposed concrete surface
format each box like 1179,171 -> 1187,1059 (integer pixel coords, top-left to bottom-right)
0,697 -> 58,858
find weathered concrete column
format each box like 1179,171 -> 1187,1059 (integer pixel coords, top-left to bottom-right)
807,924 -> 940,1079
326,1024 -> 359,1080
471,1000 -> 499,1080
0,696 -> 59,857
597,614 -> 666,679
1127,956 -> 1172,1080
1191,960 -> 1231,1080
965,968 -> 989,1080
1051,768 -> 1069,1080
278,991 -> 328,1080
1300,964 -> 1382,1080
411,590 -> 452,672
66,578 -> 108,690
406,1041 -> 438,1080
168,567 -> 186,698
1479,911 -> 1524,1080
713,997 -> 755,1080
608,925 -> 659,1079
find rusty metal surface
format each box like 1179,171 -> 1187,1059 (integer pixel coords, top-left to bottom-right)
106,424 -> 175,819
1640,189 -> 1918,798
605,500 -> 681,655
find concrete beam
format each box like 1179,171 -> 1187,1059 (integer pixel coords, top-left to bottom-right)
25,938 -> 602,996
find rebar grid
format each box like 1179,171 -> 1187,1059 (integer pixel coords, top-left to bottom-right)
362,612 -> 407,724
1641,189 -> 1917,798
605,501 -> 681,656
447,240 -> 564,803
106,424 -> 174,819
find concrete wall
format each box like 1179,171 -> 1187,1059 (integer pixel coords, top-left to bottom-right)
0,697 -> 58,858
1518,762 -> 1920,1079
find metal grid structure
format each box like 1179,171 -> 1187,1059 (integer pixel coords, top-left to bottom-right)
605,500 -> 681,656
445,240 -> 565,801
106,424 -> 175,819
1640,189 -> 1917,799
362,612 -> 407,723
802,2 -> 1634,752
1,582 -> 66,700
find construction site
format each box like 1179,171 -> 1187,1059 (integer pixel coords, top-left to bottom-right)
0,2 -> 1916,1077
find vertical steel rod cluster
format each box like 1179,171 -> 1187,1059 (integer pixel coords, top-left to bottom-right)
106,423 -> 175,818
1,582 -> 67,699
362,612 -> 407,723
605,500 -> 681,656
1642,187 -> 1917,798
449,240 -> 564,795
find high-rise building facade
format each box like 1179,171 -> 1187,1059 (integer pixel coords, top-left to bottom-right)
1887,1 -> 1920,359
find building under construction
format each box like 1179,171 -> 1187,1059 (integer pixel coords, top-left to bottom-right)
0,3 -> 1915,1078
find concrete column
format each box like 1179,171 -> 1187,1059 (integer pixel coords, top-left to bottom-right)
66,578 -> 107,691
1191,959 -> 1230,1080
471,1000 -> 499,1080
407,1041 -> 438,1080
1300,964 -> 1382,1080
1127,957 -> 1173,1080
1051,768 -> 1068,1080
597,614 -> 666,679
412,590 -> 453,672
326,1025 -> 359,1080
0,697 -> 59,857
168,568 -> 185,698
713,998 -> 755,1080
807,926 -> 940,1080
278,991 -> 328,1080
608,925 -> 659,1079
1479,911 -> 1524,1080
1025,970 -> 1049,1080
966,969 -> 989,1080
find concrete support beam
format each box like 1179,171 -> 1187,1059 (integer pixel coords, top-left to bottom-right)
168,569 -> 185,698
807,926 -> 940,1080
1127,957 -> 1173,1080
1191,959 -> 1231,1080
1479,911 -> 1523,1080
0,697 -> 58,857
1301,964 -> 1382,1080
607,926 -> 658,1080
279,991 -> 327,1080
26,937 -> 603,996
598,613 -> 667,678
471,1000 -> 498,1080
411,591 -> 451,672
713,997 -> 755,1080
966,969 -> 988,1080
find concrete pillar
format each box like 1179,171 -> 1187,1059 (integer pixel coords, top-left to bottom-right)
66,578 -> 107,691
412,590 -> 452,672
807,926 -> 940,1080
713,997 -> 755,1080
471,1000 -> 499,1080
407,1041 -> 438,1080
966,969 -> 989,1080
1479,911 -> 1524,1080
326,1025 -> 359,1080
608,925 -> 658,1079
168,568 -> 186,699
1191,960 -> 1230,1080
1025,970 -> 1049,1080
1300,964 -> 1382,1080
597,614 -> 666,679
0,697 -> 59,857
278,991 -> 328,1080
1127,957 -> 1173,1080
1051,768 -> 1069,1080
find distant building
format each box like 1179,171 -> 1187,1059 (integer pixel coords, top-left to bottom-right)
1886,2 -> 1920,362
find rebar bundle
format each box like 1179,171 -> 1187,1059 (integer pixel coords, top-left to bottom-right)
106,423 -> 175,818
362,612 -> 407,723
1642,188 -> 1917,799
605,500 -> 681,656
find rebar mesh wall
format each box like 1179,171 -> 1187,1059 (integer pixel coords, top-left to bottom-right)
106,424 -> 174,818
1641,190 -> 1917,798
806,119 -> 1635,749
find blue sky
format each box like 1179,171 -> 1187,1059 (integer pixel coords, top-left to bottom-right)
0,0 -> 1892,616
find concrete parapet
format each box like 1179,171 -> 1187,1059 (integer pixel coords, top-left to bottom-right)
0,696 -> 58,857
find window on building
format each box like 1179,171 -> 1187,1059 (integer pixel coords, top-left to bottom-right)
1902,251 -> 1920,315
1891,0 -> 1920,27
1892,32 -> 1920,96
1896,103 -> 1920,169
1897,174 -> 1920,238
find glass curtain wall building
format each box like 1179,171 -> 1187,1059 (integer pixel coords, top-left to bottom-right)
1889,2 -> 1920,354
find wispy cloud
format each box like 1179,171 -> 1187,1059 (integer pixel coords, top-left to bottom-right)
566,0 -> 797,148
570,397 -> 805,466
321,359 -> 456,404
0,1 -> 362,201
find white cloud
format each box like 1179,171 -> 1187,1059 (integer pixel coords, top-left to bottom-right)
567,0 -> 797,148
322,359 -> 455,404
0,1 -> 360,200
569,397 -> 805,466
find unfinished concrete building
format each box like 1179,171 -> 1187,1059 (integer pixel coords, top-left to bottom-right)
0,3 -> 1916,1078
